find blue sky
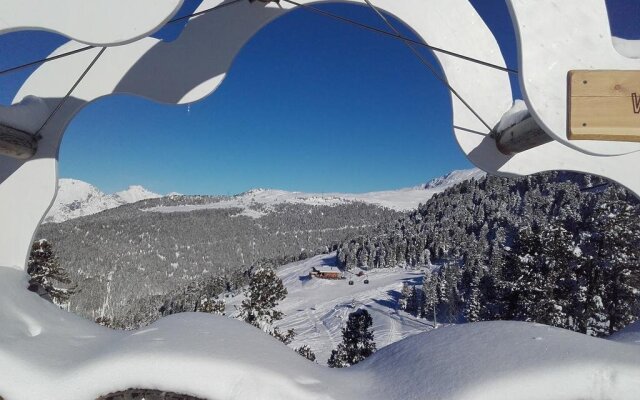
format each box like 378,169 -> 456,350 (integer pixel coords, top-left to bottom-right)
0,1 -> 637,195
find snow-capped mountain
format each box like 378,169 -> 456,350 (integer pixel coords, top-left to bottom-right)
420,168 -> 485,190
147,168 -> 485,216
44,179 -> 161,223
114,185 -> 162,204
46,168 -> 483,223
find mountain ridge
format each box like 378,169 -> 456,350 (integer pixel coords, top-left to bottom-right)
45,168 -> 485,223
44,179 -> 162,223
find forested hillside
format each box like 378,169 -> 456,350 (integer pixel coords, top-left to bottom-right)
337,172 -> 640,336
37,198 -> 400,327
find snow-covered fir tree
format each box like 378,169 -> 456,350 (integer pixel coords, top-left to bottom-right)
327,309 -> 376,368
336,172 -> 640,336
239,265 -> 287,327
295,345 -> 317,362
27,239 -> 75,305
422,268 -> 438,324
398,282 -> 412,312
238,264 -> 294,344
198,297 -> 226,315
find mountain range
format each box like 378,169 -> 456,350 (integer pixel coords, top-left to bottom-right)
43,179 -> 163,223
44,168 -> 485,223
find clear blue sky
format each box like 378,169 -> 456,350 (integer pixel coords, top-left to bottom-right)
0,1 -> 637,195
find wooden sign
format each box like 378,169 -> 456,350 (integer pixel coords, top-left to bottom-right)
568,70 -> 640,142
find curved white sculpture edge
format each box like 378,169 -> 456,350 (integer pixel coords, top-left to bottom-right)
0,0 -> 184,46
0,1 -> 638,398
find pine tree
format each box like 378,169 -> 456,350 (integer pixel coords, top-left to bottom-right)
408,284 -> 423,317
198,297 -> 226,315
422,268 -> 438,325
295,345 -> 317,362
590,189 -> 640,334
327,309 -> 376,368
237,265 -> 295,344
239,266 -> 287,329
398,282 -> 412,312
463,272 -> 481,322
586,294 -> 609,337
27,239 -> 75,304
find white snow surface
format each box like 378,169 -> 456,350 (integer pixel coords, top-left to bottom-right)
612,37 -> 640,59
610,320 -> 640,345
114,184 -> 161,204
44,179 -> 161,223
227,253 -> 434,364
146,168 -> 486,216
0,263 -> 638,400
496,99 -> 530,132
0,95 -> 50,133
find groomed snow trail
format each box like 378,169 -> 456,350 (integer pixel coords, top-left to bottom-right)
269,253 -> 431,364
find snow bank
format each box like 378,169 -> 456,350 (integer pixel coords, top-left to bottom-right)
0,263 -> 637,400
360,321 -> 640,400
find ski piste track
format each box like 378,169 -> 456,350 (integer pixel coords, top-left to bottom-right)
0,0 -> 639,398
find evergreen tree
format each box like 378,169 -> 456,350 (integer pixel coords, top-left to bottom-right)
198,297 -> 226,315
590,189 -> 640,334
327,309 -> 376,368
27,239 -> 75,304
238,265 -> 295,344
422,269 -> 438,324
398,282 -> 412,312
408,284 -> 423,317
239,266 -> 287,328
295,345 -> 317,362
463,272 -> 481,322
586,294 -> 609,337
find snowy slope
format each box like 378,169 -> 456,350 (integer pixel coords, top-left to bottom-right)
273,253 -> 433,364
148,168 -> 486,216
47,168 -> 483,223
610,320 -> 640,346
44,179 -> 161,223
0,264 -> 638,400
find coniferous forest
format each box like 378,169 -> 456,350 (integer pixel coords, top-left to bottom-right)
337,172 -> 640,337
33,172 -> 639,338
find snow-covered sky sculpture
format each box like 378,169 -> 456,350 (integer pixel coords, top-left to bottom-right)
0,0 -> 638,398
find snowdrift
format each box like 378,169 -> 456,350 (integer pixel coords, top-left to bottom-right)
0,266 -> 638,400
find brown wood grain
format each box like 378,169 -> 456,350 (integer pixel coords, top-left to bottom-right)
568,70 -> 640,142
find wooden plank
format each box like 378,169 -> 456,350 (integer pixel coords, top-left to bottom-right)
568,70 -> 640,142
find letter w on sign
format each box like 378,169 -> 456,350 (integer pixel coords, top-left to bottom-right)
568,70 -> 640,142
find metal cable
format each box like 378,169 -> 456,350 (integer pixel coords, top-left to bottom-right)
0,0 -> 245,77
281,0 -> 517,74
1,0 -> 517,77
34,47 -> 107,137
361,0 -> 494,132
